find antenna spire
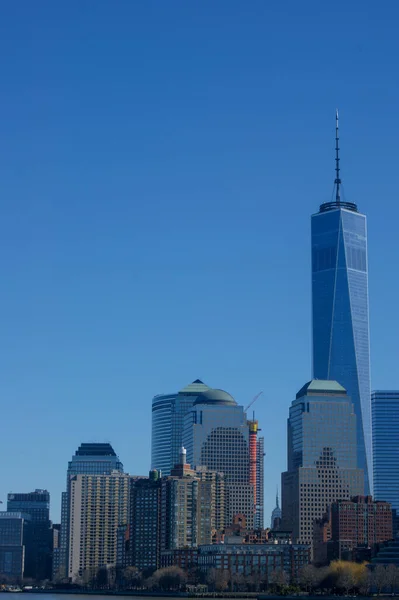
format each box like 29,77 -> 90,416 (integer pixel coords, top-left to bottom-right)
335,109 -> 341,203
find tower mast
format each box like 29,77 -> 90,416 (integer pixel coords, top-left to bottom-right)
335,109 -> 341,203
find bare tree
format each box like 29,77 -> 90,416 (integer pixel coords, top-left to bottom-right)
298,564 -> 320,592
373,565 -> 387,596
206,568 -> 229,592
386,564 -> 399,594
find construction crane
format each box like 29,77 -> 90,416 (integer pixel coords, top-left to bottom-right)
245,391 -> 263,412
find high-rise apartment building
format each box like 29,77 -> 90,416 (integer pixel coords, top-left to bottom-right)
0,512 -> 30,581
57,442 -> 123,581
311,112 -> 371,493
151,379 -> 209,476
183,388 -> 256,528
282,380 -> 364,546
160,448 -> 214,550
7,490 -> 52,581
372,391 -> 399,522
68,471 -> 130,582
119,470 -> 162,572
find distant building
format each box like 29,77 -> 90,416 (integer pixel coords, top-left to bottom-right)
256,436 -> 265,528
282,380 -> 364,547
197,542 -> 310,583
68,470 -> 129,582
57,442 -> 123,580
183,388 -> 256,528
160,448 -> 216,550
271,489 -> 282,530
7,490 -> 52,581
313,496 -> 392,564
0,512 -> 30,581
311,113 -> 372,493
372,391 -> 399,531
151,379 -> 210,476
122,470 -> 162,572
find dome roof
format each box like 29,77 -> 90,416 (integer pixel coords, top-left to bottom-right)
193,388 -> 236,406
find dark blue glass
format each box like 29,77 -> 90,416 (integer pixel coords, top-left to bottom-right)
311,207 -> 371,493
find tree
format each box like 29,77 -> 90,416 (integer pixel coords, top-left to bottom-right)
329,560 -> 367,594
122,566 -> 142,589
373,565 -> 387,596
206,568 -> 229,592
153,566 -> 187,591
298,564 -> 320,592
269,569 -> 289,592
386,564 -> 399,594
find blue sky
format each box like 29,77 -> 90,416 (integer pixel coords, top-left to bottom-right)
0,1 -> 398,524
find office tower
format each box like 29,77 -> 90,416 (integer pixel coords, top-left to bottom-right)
119,470 -> 162,572
160,448 -> 214,551
57,442 -> 123,581
7,490 -> 52,581
311,112 -> 371,493
372,391 -> 399,524
68,471 -> 130,582
256,436 -> 265,528
0,512 -> 31,581
282,380 -> 364,546
151,379 -> 209,476
183,387 -> 256,528
271,489 -> 282,530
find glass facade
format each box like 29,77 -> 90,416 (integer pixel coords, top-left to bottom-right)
151,379 -> 209,476
312,204 -> 371,493
372,391 -> 399,513
282,380 -> 364,544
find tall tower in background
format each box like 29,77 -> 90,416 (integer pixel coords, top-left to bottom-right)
56,443 -> 123,581
151,379 -> 209,476
281,380 -> 364,546
311,111 -> 372,493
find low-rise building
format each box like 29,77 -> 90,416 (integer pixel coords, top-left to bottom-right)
197,542 -> 310,582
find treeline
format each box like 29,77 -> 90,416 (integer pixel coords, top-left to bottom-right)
65,561 -> 399,595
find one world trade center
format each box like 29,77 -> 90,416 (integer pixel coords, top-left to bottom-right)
311,112 -> 372,493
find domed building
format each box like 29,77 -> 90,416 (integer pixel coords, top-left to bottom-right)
183,386 -> 256,528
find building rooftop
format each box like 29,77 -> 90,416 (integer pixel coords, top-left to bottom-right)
75,443 -> 117,457
179,379 -> 210,395
296,380 -> 347,400
193,388 -> 236,406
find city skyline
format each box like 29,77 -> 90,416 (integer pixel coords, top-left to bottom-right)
1,1 -> 399,528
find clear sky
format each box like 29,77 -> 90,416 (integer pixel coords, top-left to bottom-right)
0,0 -> 398,524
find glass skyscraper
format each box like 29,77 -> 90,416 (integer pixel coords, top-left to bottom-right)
372,391 -> 399,516
281,380 -> 364,545
311,113 -> 371,493
151,379 -> 210,476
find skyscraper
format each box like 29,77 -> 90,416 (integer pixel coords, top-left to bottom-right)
7,490 -> 52,581
372,391 -> 399,523
151,379 -> 210,476
282,380 -> 364,546
183,388 -> 256,528
57,443 -> 123,581
271,489 -> 282,530
0,512 -> 30,581
255,437 -> 265,529
311,112 -> 371,493
68,471 -> 130,582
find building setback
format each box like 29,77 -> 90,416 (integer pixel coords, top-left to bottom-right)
68,471 -> 130,582
311,112 -> 372,493
282,380 -> 364,547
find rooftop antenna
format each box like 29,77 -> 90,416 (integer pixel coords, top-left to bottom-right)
335,109 -> 341,203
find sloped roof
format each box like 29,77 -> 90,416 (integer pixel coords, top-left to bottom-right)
296,379 -> 347,399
